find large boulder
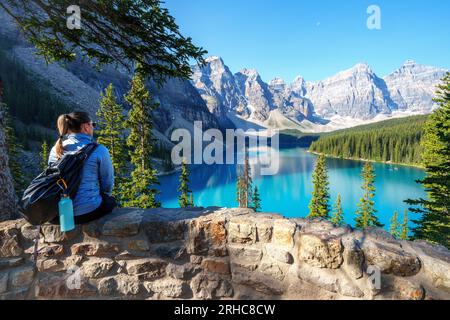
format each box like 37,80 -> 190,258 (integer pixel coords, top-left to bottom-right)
297,234 -> 343,269
406,241 -> 450,292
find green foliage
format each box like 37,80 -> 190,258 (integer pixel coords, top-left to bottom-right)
400,210 -> 409,241
251,186 -> 262,212
390,210 -> 409,240
96,83 -> 128,203
236,177 -> 244,207
0,39 -> 71,148
309,116 -> 427,166
235,154 -> 263,212
40,140 -> 49,171
178,160 -> 193,208
0,0 -> 207,82
390,211 -> 400,239
0,103 -> 26,194
355,162 -> 383,229
123,167 -> 160,209
407,72 -> 450,248
308,155 -> 330,218
121,70 -> 160,209
331,194 -> 344,226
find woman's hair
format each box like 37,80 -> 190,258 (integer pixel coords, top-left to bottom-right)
54,111 -> 91,159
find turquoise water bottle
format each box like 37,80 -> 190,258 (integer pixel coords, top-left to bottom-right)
59,194 -> 75,232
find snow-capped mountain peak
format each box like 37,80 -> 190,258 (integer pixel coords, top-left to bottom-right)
402,59 -> 417,67
192,56 -> 447,131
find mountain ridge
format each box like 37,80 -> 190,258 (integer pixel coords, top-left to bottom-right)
192,57 -> 448,132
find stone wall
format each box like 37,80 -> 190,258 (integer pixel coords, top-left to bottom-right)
1,207 -> 449,300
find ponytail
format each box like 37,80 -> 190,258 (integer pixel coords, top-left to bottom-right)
54,111 -> 91,159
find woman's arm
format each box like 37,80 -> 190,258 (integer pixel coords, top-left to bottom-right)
97,145 -> 115,195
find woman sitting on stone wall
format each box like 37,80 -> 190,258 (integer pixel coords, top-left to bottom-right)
49,111 -> 117,224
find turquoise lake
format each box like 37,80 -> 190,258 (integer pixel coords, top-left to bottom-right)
157,147 -> 426,231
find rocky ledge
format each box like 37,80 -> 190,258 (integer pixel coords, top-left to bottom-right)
0,207 -> 449,300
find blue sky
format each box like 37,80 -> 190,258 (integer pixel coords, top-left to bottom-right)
164,0 -> 450,83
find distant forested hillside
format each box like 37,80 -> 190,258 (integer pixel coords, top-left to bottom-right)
309,115 -> 428,166
279,130 -> 320,147
0,36 -> 71,150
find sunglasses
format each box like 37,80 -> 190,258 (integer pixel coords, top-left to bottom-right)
90,122 -> 97,128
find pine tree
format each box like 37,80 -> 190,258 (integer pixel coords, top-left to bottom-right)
406,72 -> 450,248
390,211 -> 400,239
96,83 -> 128,203
331,194 -> 344,226
236,152 -> 253,208
251,186 -> 262,212
40,140 -> 49,171
355,162 -> 383,228
243,154 -> 252,207
400,210 -> 409,241
122,69 -> 160,209
178,160 -> 192,208
1,0 -> 207,81
236,175 -> 248,208
308,155 -> 330,218
236,176 -> 244,208
309,115 -> 427,166
0,102 -> 25,194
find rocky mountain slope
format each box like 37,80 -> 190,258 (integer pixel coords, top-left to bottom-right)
384,60 -> 446,112
1,6 -> 446,137
192,57 -> 447,132
1,207 -> 449,300
305,63 -> 395,119
0,9 -> 222,148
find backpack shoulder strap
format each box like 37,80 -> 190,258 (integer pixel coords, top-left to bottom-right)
77,142 -> 99,160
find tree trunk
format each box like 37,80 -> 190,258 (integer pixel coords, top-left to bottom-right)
0,89 -> 17,221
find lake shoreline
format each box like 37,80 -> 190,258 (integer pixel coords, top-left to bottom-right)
308,150 -> 425,170
158,147 -> 426,230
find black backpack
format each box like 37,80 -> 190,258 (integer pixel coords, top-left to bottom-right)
19,143 -> 99,226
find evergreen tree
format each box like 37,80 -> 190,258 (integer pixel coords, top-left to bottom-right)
236,176 -> 244,208
178,160 -> 193,208
122,69 -> 160,209
308,155 -> 330,218
400,210 -> 409,241
236,175 -> 248,208
390,211 -> 400,239
236,153 -> 253,208
355,162 -> 383,228
406,72 -> 450,248
309,115 -> 427,166
331,194 -> 344,226
1,0 -> 207,82
40,140 -> 49,171
0,102 -> 25,194
96,83 -> 128,202
0,47 -> 72,148
251,186 -> 262,212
